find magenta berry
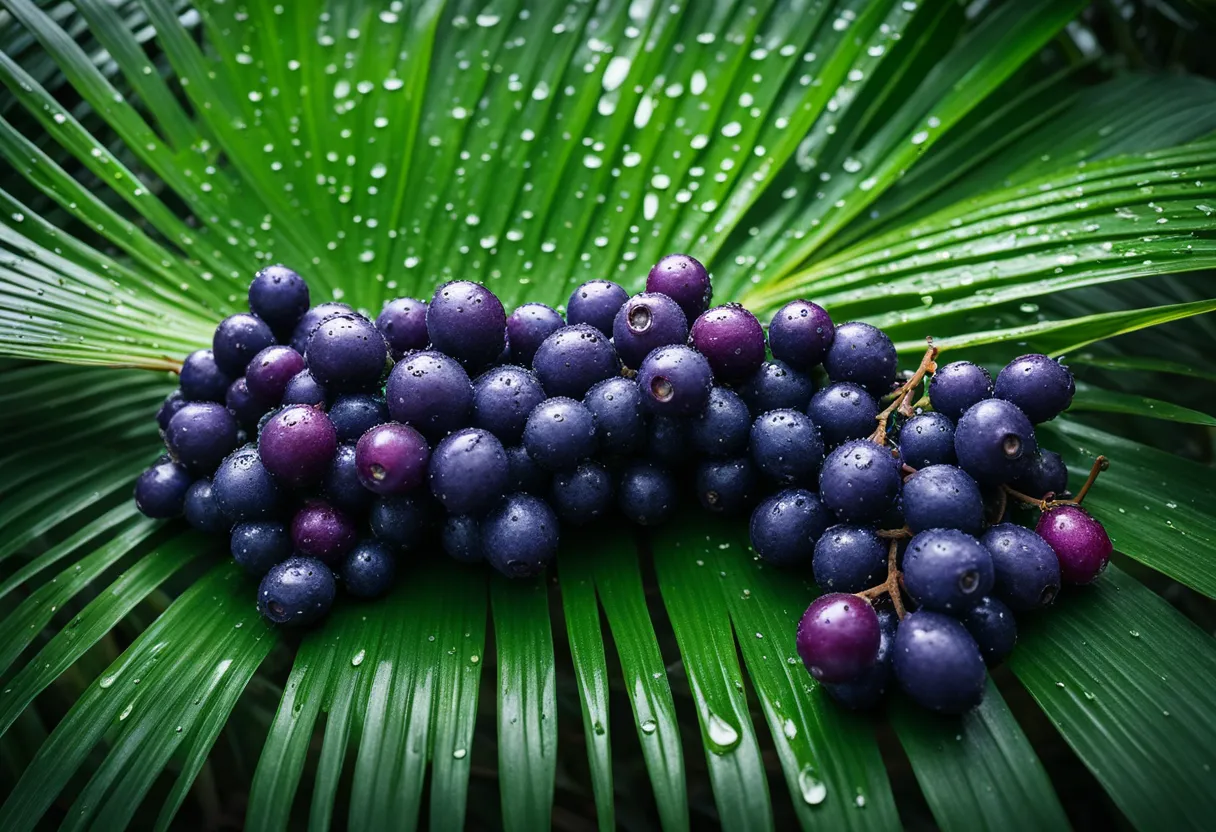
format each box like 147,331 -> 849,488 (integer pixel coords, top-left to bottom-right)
646,253 -> 712,322
1036,504 -> 1112,585
768,300 -> 834,372
258,404 -> 338,488
355,422 -> 431,495
796,593 -> 881,683
688,304 -> 766,384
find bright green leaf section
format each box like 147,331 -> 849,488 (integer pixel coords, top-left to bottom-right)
1069,381 -> 1216,426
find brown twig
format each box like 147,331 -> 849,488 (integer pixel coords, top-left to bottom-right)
1001,455 -> 1110,511
869,340 -> 938,447
876,527 -> 912,539
855,540 -> 906,619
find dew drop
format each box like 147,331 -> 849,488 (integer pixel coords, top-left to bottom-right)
799,765 -> 827,805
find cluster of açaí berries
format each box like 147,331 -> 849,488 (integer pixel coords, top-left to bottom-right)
134,255 -> 1110,714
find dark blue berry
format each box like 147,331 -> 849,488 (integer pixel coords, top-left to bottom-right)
892,610 -> 986,714
134,459 -> 194,518
305,312 -> 388,393
823,321 -> 897,396
583,377 -> 646,455
903,529 -> 994,613
646,415 -> 689,469
258,404 -> 338,488
901,464 -> 984,535
166,402 -> 240,474
807,382 -> 878,448
341,540 -> 397,598
442,514 -> 485,563
289,302 -> 352,355
961,595 -> 1017,665
749,488 -> 830,567
385,350 -> 473,440
688,304 -> 765,384
506,302 -> 564,366
375,297 -> 429,360
226,377 -> 264,433
812,525 -> 887,592
328,393 -> 390,443
370,494 -> 433,552
954,399 -> 1037,484
898,412 -> 956,468
638,345 -> 713,416
213,313 -> 276,377
738,359 -> 814,414
1010,450 -> 1069,499
180,349 -> 232,402
567,279 -> 629,335
429,428 -> 509,515
551,461 -> 614,524
157,389 -> 187,432
505,444 -> 550,495
768,300 -> 834,372
695,457 -> 758,516
689,386 -> 750,458
245,345 -> 306,406
612,292 -> 688,369
523,397 -> 598,472
427,280 -> 507,370
928,361 -> 992,421
281,369 -> 328,406
230,522 -> 291,576
249,264 -> 310,336
979,523 -> 1060,611
212,445 -> 284,521
531,324 -> 620,400
823,608 -> 896,710
994,354 -> 1074,423
750,409 -> 824,486
482,493 -> 560,578
818,440 -> 902,524
291,499 -> 357,565
618,462 -> 677,526
257,556 -> 336,626
184,478 -> 229,533
324,444 -> 373,514
472,365 -> 547,444
646,253 -> 712,322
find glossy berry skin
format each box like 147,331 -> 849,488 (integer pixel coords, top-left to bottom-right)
695,457 -> 758,516
356,422 -> 430,495
385,350 -> 474,440
901,465 -> 985,535
258,405 -> 338,488
807,383 -> 878,447
903,529 -> 994,613
796,593 -> 881,684
506,302 -> 564,366
341,540 -> 397,599
818,440 -> 901,524
618,462 -> 677,526
213,313 -> 276,377
994,353 -> 1075,423
245,345 -> 306,406
442,515 -> 484,563
523,397 -> 598,472
954,399 -> 1037,485
531,324 -> 620,400
928,361 -> 993,421
375,297 -> 429,360
749,488 -> 830,567
1011,450 -> 1069,499
823,322 -> 897,396
567,279 -> 629,335
134,459 -> 194,518
212,445 -> 284,521
324,444 -> 373,514
180,349 -> 232,403
167,402 -> 240,474
231,522 -> 291,576
688,304 -> 766,384
291,500 -> 357,565
646,416 -> 689,469
892,611 -> 986,714
428,428 -> 509,515
812,525 -> 887,592
1036,505 -> 1112,585
823,608 -> 896,710
505,444 -> 550,495
249,265 -> 310,335
612,292 -> 688,369
427,280 -> 507,370
472,365 -> 546,444
961,595 -> 1017,665
638,345 -> 714,416
157,390 -> 187,432
225,378 -> 265,433
329,394 -> 390,444
257,557 -> 336,627
768,300 -> 834,372
305,313 -> 388,393
281,369 -> 328,407
689,386 -> 750,458
289,302 -> 352,355
898,412 -> 956,468
738,360 -> 814,415
583,377 -> 645,455
184,479 -> 229,533
750,409 -> 825,486
370,495 -> 433,552
551,461 -> 614,525
646,253 -> 712,322
482,493 -> 560,578
979,523 -> 1061,611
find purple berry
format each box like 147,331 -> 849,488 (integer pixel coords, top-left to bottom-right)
166,402 -> 240,474
324,444 -> 373,514
929,361 -> 993,421
375,297 -> 429,360
532,324 -> 620,399
180,349 -> 232,403
954,399 -> 1037,484
903,528 -> 994,613
523,397 -> 598,472
427,280 -> 507,370
901,464 -> 984,535
184,478 -> 229,533
245,345 -> 306,406
796,593 -> 881,683
258,404 -> 338,488
281,369 -> 328,407
980,523 -> 1061,611
257,556 -> 336,626
638,344 -> 713,416
892,611 -> 986,714
472,365 -> 547,445
429,427 -> 509,515
1036,504 -> 1111,584
807,383 -> 878,447
551,460 -> 614,525
385,350 -> 473,440
898,412 -> 956,468
289,302 -> 353,354
212,445 -> 284,521
688,304 -> 766,384
812,525 -> 887,592
249,265 -> 310,336
646,253 -> 712,322
482,493 -> 560,578
567,279 -> 629,335
291,499 -> 357,565
768,300 -> 834,372
738,359 -> 814,414
823,321 -> 897,396
305,312 -> 388,393
617,462 -> 677,526
355,422 -> 430,495
213,313 -> 276,377
583,377 -> 646,455
341,540 -> 397,599
994,354 -> 1075,424
226,377 -> 265,433
612,292 -> 688,369
818,439 -> 901,524
749,488 -> 831,567
750,409 -> 824,486
823,608 -> 897,710
506,302 -> 565,366
688,386 -> 751,458
134,459 -> 194,519
156,390 -> 188,432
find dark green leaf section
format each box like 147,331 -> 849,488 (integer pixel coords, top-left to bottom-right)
1010,566 -> 1216,829
1067,351 -> 1216,383
1042,419 -> 1216,599
891,680 -> 1068,832
1068,381 -> 1216,426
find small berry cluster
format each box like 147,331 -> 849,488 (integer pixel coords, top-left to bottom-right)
133,256 -> 1110,714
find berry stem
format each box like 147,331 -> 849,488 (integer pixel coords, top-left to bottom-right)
1069,455 -> 1109,505
855,540 -> 907,619
877,527 -> 912,539
1000,454 -> 1110,511
869,340 -> 938,447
